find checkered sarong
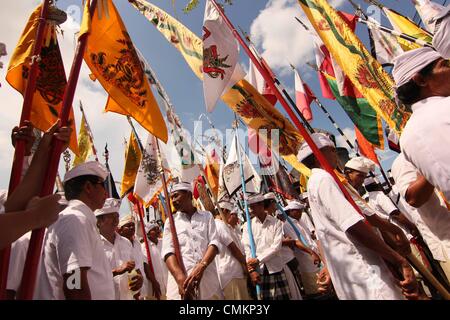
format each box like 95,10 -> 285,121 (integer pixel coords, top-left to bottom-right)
260,267 -> 290,300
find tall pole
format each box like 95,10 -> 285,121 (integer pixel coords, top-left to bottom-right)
18,0 -> 99,300
233,116 -> 261,298
0,0 -> 52,300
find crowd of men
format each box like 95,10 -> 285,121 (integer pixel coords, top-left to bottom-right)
1,4 -> 450,301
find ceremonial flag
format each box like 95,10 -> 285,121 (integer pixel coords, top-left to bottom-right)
355,126 -> 380,166
134,133 -> 168,206
246,58 -> 277,106
129,0 -> 203,79
84,0 -> 167,142
298,0 -> 410,134
204,149 -> 220,198
6,4 -> 78,153
202,0 -> 246,112
121,131 -> 142,197
220,133 -> 261,198
412,0 -> 445,32
294,70 -> 315,121
383,7 -> 432,51
72,114 -> 93,167
312,34 -> 384,148
366,16 -> 403,66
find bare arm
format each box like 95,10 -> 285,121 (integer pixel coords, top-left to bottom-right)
63,267 -> 91,300
184,245 -> 218,295
164,253 -> 186,297
405,175 -> 435,208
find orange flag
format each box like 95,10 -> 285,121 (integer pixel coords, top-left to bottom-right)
204,149 -> 220,198
6,4 -> 78,153
355,126 -> 380,166
83,0 -> 168,142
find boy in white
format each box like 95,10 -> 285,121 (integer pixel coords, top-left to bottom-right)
298,133 -> 418,300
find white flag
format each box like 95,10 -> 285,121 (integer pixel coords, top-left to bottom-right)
367,17 -> 403,66
202,0 -> 246,112
134,134 -> 167,206
412,0 -> 445,32
220,133 -> 261,198
245,58 -> 265,93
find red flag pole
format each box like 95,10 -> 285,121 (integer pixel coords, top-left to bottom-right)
17,0 -> 98,300
134,202 -> 160,300
0,0 -> 52,300
209,0 -> 366,219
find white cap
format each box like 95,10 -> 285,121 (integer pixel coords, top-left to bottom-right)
297,133 -> 335,162
94,198 -> 121,217
145,222 -> 160,234
247,194 -> 265,205
169,182 -> 193,194
392,47 -> 442,88
433,5 -> 450,59
218,201 -> 233,211
63,161 -> 108,183
345,156 -> 377,174
263,192 -> 276,201
118,214 -> 134,228
283,201 -> 305,211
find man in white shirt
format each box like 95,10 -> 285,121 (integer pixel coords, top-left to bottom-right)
393,47 -> 450,199
142,222 -> 167,299
391,153 -> 450,284
162,182 -> 223,300
37,161 -> 115,300
214,201 -> 250,300
283,201 -> 321,297
95,198 -> 144,300
118,214 -> 160,299
298,133 -> 418,300
242,194 -> 290,300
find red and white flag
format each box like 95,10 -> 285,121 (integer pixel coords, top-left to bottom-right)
202,0 -> 246,112
246,58 -> 277,105
294,69 -> 315,121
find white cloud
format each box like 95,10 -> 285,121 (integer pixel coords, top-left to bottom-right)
335,126 -> 356,153
250,0 -> 345,75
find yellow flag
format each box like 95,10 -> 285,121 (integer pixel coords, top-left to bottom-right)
298,0 -> 410,135
383,8 -> 432,51
79,0 -> 91,38
72,114 -> 93,167
222,80 -> 311,177
121,131 -> 142,197
6,4 -> 78,153
129,0 -> 203,79
84,0 -> 168,142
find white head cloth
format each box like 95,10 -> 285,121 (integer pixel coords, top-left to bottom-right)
363,176 -> 380,187
63,161 -> 108,183
118,214 -> 134,228
218,201 -> 234,211
392,47 -> 442,88
297,133 -> 335,162
345,157 -> 377,174
95,198 -> 121,217
247,194 -> 265,205
169,182 -> 193,194
145,222 -> 160,234
433,5 -> 450,59
283,200 -> 305,211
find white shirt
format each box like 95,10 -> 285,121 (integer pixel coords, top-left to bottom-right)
400,96 -> 450,200
7,232 -> 31,293
141,239 -> 168,297
161,210 -> 222,300
242,214 -> 284,274
214,220 -> 245,289
391,153 -> 450,261
284,219 -> 319,273
37,200 -> 114,300
100,233 -> 134,300
307,169 -> 404,300
300,211 -> 315,234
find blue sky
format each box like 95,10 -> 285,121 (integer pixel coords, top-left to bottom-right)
0,0 -> 437,193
